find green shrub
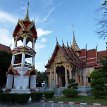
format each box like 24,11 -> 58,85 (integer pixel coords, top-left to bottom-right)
62,88 -> 78,98
90,70 -> 107,98
31,92 -> 43,101
15,94 -> 30,104
68,79 -> 78,89
0,93 -> 30,104
44,91 -> 54,99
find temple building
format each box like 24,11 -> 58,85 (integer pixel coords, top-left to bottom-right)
5,3 -> 38,93
45,31 -> 107,90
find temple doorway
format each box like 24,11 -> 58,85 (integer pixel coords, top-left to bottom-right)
56,66 -> 65,87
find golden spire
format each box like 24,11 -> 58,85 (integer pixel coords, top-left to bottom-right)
24,1 -> 30,21
71,31 -> 81,52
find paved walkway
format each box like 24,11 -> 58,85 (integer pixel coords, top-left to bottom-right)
0,102 -> 107,107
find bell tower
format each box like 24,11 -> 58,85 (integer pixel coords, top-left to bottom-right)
6,2 -> 38,93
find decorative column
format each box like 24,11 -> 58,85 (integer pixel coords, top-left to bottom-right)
54,67 -> 56,87
50,70 -> 52,89
21,52 -> 25,67
6,74 -> 13,89
32,38 -> 35,50
32,55 -> 35,66
69,68 -> 72,79
11,55 -> 15,65
23,36 -> 27,47
56,73 -> 58,86
65,66 -> 68,86
14,39 -> 17,48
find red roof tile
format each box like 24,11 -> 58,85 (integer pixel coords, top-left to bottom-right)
0,44 -> 11,53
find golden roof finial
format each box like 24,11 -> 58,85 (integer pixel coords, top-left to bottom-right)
24,0 -> 30,21
71,30 -> 81,52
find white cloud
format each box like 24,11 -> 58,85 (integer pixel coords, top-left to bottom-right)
0,10 -> 17,24
40,38 -> 47,43
42,7 -> 56,22
0,28 -> 13,47
35,43 -> 46,52
47,0 -> 54,6
37,28 -> 52,37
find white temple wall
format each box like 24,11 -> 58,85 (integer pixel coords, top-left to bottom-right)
30,75 -> 36,89
14,75 -> 21,89
22,76 -> 29,89
6,74 -> 13,89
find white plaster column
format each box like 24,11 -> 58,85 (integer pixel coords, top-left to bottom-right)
21,53 -> 25,67
75,69 -> 78,83
30,75 -> 36,89
54,67 -> 56,83
56,73 -> 58,86
32,39 -> 35,50
65,67 -> 68,86
50,71 -> 52,89
11,55 -> 15,65
14,39 -> 17,48
69,68 -> 72,79
32,56 -> 35,67
6,74 -> 13,89
23,36 -> 27,47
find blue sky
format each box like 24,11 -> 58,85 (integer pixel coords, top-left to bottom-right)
0,0 -> 106,71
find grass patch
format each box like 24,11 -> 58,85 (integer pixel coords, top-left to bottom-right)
47,96 -> 107,104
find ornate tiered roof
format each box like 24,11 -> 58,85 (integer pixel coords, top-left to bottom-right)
13,2 -> 37,40
45,41 -> 84,68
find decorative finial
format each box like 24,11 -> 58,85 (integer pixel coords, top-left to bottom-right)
86,44 -> 87,50
71,30 -> 81,52
62,39 -> 64,46
24,0 -> 30,21
67,41 -> 69,47
96,43 -> 98,50
56,37 -> 58,44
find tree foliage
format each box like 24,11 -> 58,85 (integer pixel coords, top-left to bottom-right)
97,1 -> 107,39
36,71 -> 48,84
0,51 -> 12,88
90,57 -> 107,98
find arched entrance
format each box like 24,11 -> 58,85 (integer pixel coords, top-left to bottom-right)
56,66 -> 65,87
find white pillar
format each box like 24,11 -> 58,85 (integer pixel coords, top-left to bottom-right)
14,40 -> 17,48
56,73 -> 58,86
30,75 -> 36,89
32,39 -> 35,50
11,55 -> 15,65
54,67 -> 56,84
6,74 -> 13,89
21,53 -> 25,67
49,71 -> 52,89
69,68 -> 72,79
65,67 -> 68,86
32,56 -> 35,67
23,36 -> 27,47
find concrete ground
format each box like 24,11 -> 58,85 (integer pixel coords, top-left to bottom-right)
0,102 -> 107,107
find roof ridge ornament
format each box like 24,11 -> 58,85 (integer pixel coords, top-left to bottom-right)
56,37 -> 58,44
24,0 -> 30,21
71,30 -> 81,52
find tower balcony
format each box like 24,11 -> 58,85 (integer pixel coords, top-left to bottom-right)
12,46 -> 36,56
